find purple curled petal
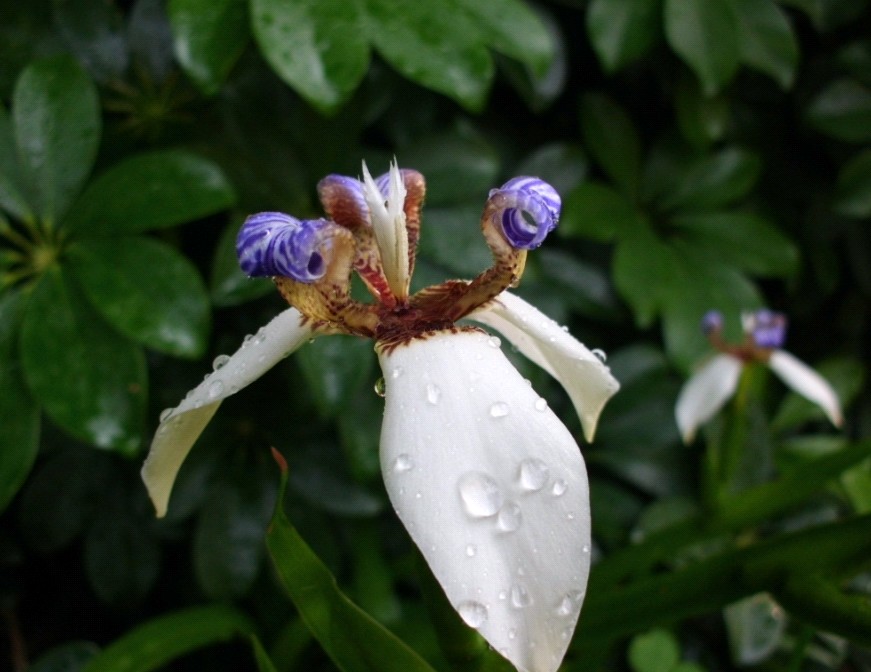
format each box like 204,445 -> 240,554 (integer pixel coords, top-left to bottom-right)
492,187 -> 558,250
750,309 -> 787,349
701,310 -> 724,335
236,212 -> 332,282
500,176 -> 561,223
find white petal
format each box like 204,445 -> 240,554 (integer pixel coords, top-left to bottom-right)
379,330 -> 590,672
468,291 -> 620,442
768,350 -> 843,427
675,353 -> 743,443
142,307 -> 314,517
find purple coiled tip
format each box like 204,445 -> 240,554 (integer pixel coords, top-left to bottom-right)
701,310 -> 724,335
747,309 -> 787,349
236,212 -> 331,282
491,177 -> 561,250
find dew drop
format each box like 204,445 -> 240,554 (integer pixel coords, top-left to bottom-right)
510,584 -> 533,609
194,399 -> 203,409
212,354 -> 231,371
487,335 -> 501,348
551,479 -> 568,497
582,543 -> 591,554
489,402 -> 510,418
242,333 -> 253,347
556,596 -> 574,617
457,601 -> 488,628
458,472 -> 504,518
392,454 -> 414,473
425,383 -> 441,405
497,501 -> 522,532
534,397 -> 548,412
207,380 -> 224,399
391,366 -> 404,379
591,348 -> 607,362
518,458 -> 550,491
567,512 -> 575,521
465,544 -> 477,557
159,407 -> 173,422
508,628 -> 517,640
253,329 -> 266,345
373,377 -> 386,397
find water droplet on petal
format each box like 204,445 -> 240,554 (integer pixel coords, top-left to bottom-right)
208,380 -> 224,399
551,479 -> 568,497
159,408 -> 173,422
392,454 -> 413,472
518,458 -> 550,491
556,596 -> 574,617
508,628 -> 517,640
487,335 -> 501,348
489,402 -> 509,418
457,601 -> 488,628
212,354 -> 231,371
567,511 -> 576,521
592,348 -> 607,362
510,584 -> 533,609
497,501 -> 522,532
253,329 -> 267,345
582,543 -> 591,554
465,544 -> 477,557
374,377 -> 386,397
534,397 -> 548,411
458,472 -> 504,518
391,366 -> 404,379
426,383 -> 441,405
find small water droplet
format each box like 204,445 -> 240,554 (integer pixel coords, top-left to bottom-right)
415,491 -> 422,499
374,377 -> 386,397
458,472 -> 504,518
253,329 -> 266,345
457,601 -> 488,628
159,408 -> 173,422
391,366 -> 404,379
497,501 -> 522,532
582,543 -> 591,554
534,397 -> 548,411
242,333 -> 253,347
465,544 -> 477,557
212,354 -> 230,371
561,325 -> 569,332
562,627 -> 574,641
208,380 -> 224,399
426,383 -> 441,405
518,458 -> 550,491
489,402 -> 510,418
510,584 -> 532,609
556,596 -> 574,617
392,454 -> 413,472
194,399 -> 203,409
567,512 -> 576,521
487,335 -> 501,348
508,628 -> 517,640
591,348 -> 607,362
551,479 -> 568,497
498,590 -> 507,600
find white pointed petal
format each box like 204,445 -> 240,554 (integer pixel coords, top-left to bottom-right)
768,350 -> 843,427
468,291 -> 620,442
379,330 -> 590,672
675,353 -> 743,443
142,307 -> 314,517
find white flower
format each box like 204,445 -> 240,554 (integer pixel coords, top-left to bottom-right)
142,161 -> 619,672
676,310 -> 842,443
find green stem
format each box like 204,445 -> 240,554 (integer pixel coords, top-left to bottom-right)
775,574 -> 871,645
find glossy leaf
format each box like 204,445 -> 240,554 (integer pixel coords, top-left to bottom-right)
66,149 -> 235,234
266,454 -> 437,672
628,629 -> 680,672
580,93 -> 642,196
561,181 -> 645,242
296,334 -> 375,419
664,0 -> 740,96
68,237 -> 211,358
52,0 -> 128,83
128,0 -> 176,82
0,290 -> 40,512
250,0 -> 369,112
168,0 -> 249,95
0,102 -> 33,221
834,149 -> 871,217
515,142 -> 589,197
659,147 -> 761,211
586,0 -> 660,73
20,266 -> 147,454
674,75 -> 729,148
806,78 -> 871,142
366,0 -> 492,112
730,0 -> 799,89
13,55 -> 100,226
81,606 -> 263,672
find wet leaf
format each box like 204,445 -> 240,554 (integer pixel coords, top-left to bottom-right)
580,93 -> 641,197
586,0 -> 660,73
806,78 -> 871,143
52,0 -> 128,84
731,0 -> 799,89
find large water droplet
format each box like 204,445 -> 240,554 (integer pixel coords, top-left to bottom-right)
489,402 -> 509,418
207,380 -> 224,399
497,501 -> 522,532
534,397 -> 548,412
373,377 -> 386,397
212,354 -> 231,371
159,407 -> 173,423
457,601 -> 488,628
458,472 -> 504,518
487,335 -> 501,348
518,458 -> 549,491
591,348 -> 607,362
551,479 -> 568,497
392,454 -> 413,473
253,329 -> 266,345
510,584 -> 533,609
426,383 -> 441,405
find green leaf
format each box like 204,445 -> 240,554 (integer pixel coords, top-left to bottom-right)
586,0 -> 660,73
627,629 -> 681,672
296,335 -> 375,419
51,0 -> 128,84
659,147 -> 762,211
366,0 -> 493,112
674,74 -> 729,148
729,0 -> 798,89
20,266 -> 147,453
266,456 -> 437,672
210,218 -> 274,307
251,0 -> 369,112
81,605 -> 262,672
66,149 -> 235,235
417,205 -> 493,277
580,93 -> 642,197
13,55 -> 100,226
0,290 -> 40,512
778,0 -> 869,33
560,181 -> 645,242
128,0 -> 176,82
457,0 -> 553,77
670,211 -> 799,276
0,102 -> 33,221
806,78 -> 871,143
515,142 -> 589,197
834,149 -> 871,217
613,224 -> 671,327
664,0 -> 740,96
67,237 -> 211,358
168,0 -> 249,95
28,641 -> 100,672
